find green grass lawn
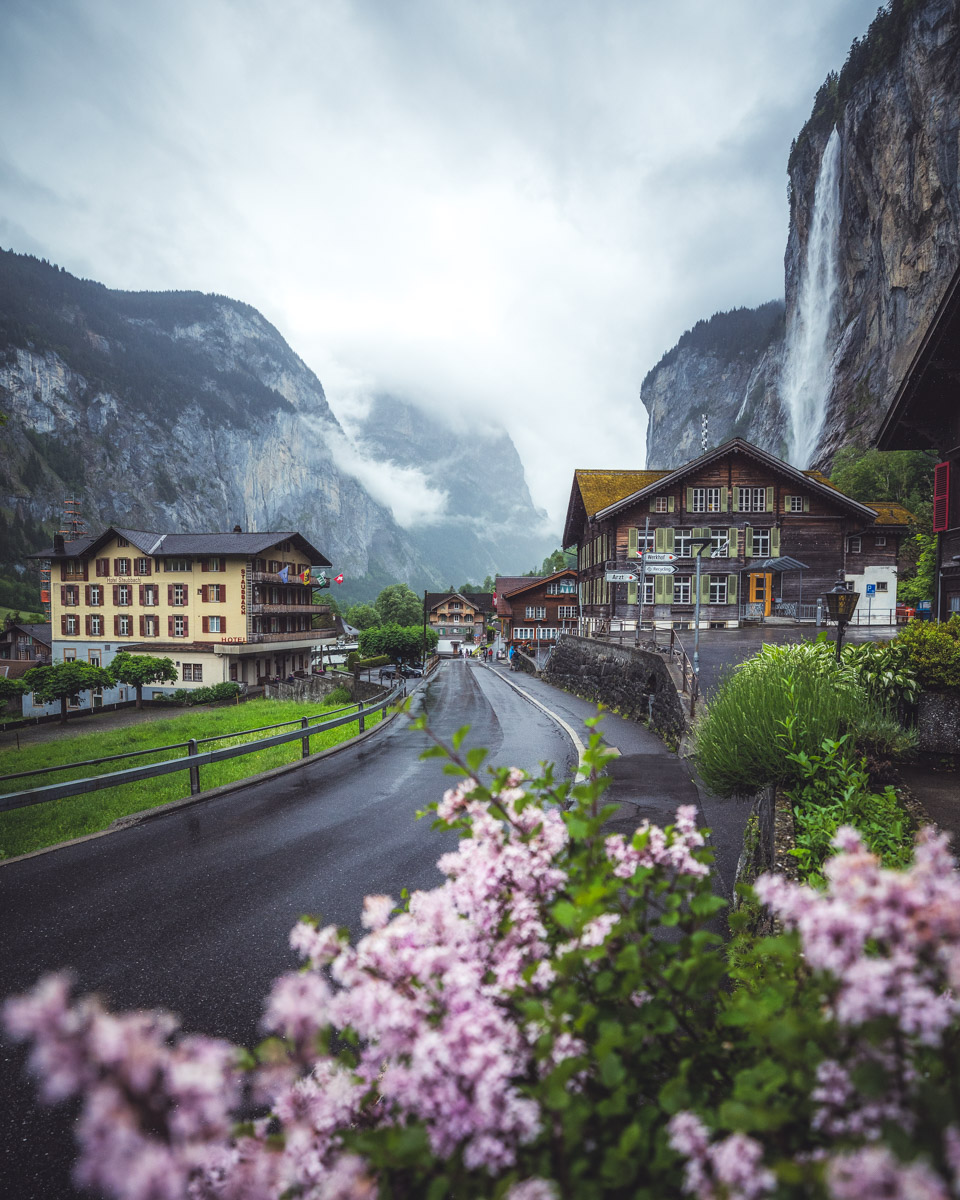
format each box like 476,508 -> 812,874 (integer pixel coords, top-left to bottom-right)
0,605 -> 46,626
0,698 -> 383,859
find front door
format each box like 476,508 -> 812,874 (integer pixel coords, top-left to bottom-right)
749,573 -> 773,616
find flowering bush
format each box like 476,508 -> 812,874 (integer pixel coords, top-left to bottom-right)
6,719 -> 960,1198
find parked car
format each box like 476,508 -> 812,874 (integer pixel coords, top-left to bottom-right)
895,603 -> 916,623
399,663 -> 423,677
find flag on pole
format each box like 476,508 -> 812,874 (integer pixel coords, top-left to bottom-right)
335,573 -> 344,585
314,572 -> 330,589
299,568 -> 311,584
492,592 -> 497,608
278,566 -> 289,583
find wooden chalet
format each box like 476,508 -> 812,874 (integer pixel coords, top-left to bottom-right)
0,621 -> 52,663
494,570 -> 579,646
876,261 -> 960,620
426,592 -> 494,647
562,439 -> 911,631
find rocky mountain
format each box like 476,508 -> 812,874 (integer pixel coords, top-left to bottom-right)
643,0 -> 960,472
0,251 -> 550,602
348,394 -> 553,587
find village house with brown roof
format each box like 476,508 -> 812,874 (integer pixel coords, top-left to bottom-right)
494,570 -> 579,647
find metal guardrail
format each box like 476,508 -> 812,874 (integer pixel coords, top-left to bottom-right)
669,628 -> 699,717
0,686 -> 405,813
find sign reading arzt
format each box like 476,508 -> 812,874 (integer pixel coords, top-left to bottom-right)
605,571 -> 639,583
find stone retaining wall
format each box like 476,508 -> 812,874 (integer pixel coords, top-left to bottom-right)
918,691 -> 960,753
541,635 -> 686,744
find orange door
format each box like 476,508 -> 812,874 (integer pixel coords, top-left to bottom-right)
749,573 -> 773,616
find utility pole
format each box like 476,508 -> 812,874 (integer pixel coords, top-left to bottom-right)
634,516 -> 650,647
691,535 -> 713,675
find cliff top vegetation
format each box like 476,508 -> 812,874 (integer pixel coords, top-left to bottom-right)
641,300 -> 785,391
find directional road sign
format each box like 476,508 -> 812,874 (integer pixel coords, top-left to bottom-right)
643,564 -> 676,575
605,571 -> 639,583
605,559 -> 640,573
642,552 -> 678,564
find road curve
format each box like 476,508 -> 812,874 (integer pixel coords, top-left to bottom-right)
0,660 -> 576,1199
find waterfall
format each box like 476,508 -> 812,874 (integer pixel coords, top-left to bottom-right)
781,126 -> 842,467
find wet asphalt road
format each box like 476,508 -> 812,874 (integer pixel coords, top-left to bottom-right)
1,660 -> 575,1200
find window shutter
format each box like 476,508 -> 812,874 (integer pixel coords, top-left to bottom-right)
201,558 -> 209,572
720,486 -> 728,512
664,528 -> 675,552
168,585 -> 174,605
114,615 -> 120,636
649,497 -> 658,512
729,527 -> 738,558
113,558 -> 120,575
766,486 -> 774,512
627,581 -> 638,604
771,527 -> 781,557
933,462 -> 950,532
220,587 -> 226,603
202,616 -> 209,633
628,527 -> 639,557
727,574 -> 738,605
61,615 -> 67,634
183,617 -> 188,637
168,615 -> 174,637
803,496 -> 810,513
220,618 -> 226,634
85,585 -> 91,605
700,572 -> 711,603
143,559 -> 152,576
139,585 -> 145,605
655,527 -> 666,552
85,615 -> 91,635
219,558 -> 226,572
202,585 -> 208,602
654,575 -> 668,603
82,559 -> 89,580
745,527 -> 754,558
139,616 -> 145,637
60,585 -> 66,604
668,496 -> 675,512
686,487 -> 694,512
732,489 -> 740,513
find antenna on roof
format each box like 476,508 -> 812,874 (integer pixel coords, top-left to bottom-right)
700,413 -> 709,454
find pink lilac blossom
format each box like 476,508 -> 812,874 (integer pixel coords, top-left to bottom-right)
667,1113 -> 775,1200
605,804 -> 709,880
504,1179 -> 559,1200
825,1146 -> 949,1200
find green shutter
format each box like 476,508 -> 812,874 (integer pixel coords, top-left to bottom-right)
700,572 -> 712,603
727,574 -> 738,604
766,486 -> 774,512
771,527 -> 781,557
745,526 -> 753,558
686,487 -> 694,512
803,496 -> 810,513
720,486 -> 728,513
627,581 -> 638,604
668,496 -> 676,512
649,498 -> 658,512
628,527 -> 639,557
655,526 -> 666,552
655,574 -> 669,603
729,527 -> 738,558
732,488 -> 740,513
664,528 -> 675,552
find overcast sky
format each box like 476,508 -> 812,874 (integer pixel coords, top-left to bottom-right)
0,0 -> 880,531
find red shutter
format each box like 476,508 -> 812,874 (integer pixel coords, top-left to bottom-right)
139,585 -> 145,605
82,559 -> 89,581
933,462 -> 951,533
219,557 -> 226,572
201,558 -> 209,572
85,615 -> 91,635
60,585 -> 66,604
168,615 -> 174,637
202,585 -> 208,602
182,617 -> 188,637
139,616 -> 145,637
168,585 -> 174,605
220,587 -> 227,603
221,618 -> 226,634
97,558 -> 107,577
61,615 -> 67,634
143,559 -> 152,577
114,615 -> 120,636
113,585 -> 119,605
202,616 -> 209,633
85,585 -> 90,605
113,558 -> 120,575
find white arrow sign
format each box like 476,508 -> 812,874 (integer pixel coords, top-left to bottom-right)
641,552 -> 678,563
605,571 -> 639,583
643,564 -> 676,575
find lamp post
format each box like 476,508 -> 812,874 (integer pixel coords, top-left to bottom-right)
822,572 -> 860,662
690,535 -> 713,675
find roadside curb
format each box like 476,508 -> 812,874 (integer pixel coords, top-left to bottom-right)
480,664 -> 588,777
0,695 -> 412,868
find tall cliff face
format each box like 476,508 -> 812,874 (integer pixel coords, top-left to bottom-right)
642,0 -> 960,471
0,252 -> 549,599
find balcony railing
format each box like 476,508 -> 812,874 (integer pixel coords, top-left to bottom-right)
248,603 -> 329,615
246,629 -> 324,643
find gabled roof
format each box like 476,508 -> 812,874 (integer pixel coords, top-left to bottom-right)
563,469 -> 671,548
591,439 -> 878,523
30,526 -> 332,566
865,502 -> 914,527
493,570 -> 577,618
0,622 -> 51,645
425,592 -> 495,614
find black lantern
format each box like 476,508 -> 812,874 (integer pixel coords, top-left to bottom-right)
822,573 -> 860,661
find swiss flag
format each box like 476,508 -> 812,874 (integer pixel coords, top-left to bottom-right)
335,573 -> 344,584
492,593 -> 497,607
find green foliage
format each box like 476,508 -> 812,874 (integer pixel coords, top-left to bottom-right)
359,623 -> 438,663
108,651 -> 178,693
353,655 -> 391,671
323,685 -> 352,705
839,637 -> 920,710
184,682 -> 242,705
829,446 -> 934,510
374,584 -> 423,627
23,661 -> 114,714
345,603 -> 380,630
894,618 -> 960,690
0,676 -> 25,702
898,533 -> 937,605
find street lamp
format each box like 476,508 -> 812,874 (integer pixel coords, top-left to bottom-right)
822,572 -> 860,661
690,535 -> 713,675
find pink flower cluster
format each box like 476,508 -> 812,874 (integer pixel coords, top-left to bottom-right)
605,804 -> 709,880
667,1112 -> 775,1200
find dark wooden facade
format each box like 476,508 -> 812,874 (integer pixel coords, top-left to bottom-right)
562,440 -> 910,630
495,570 -> 579,645
877,262 -> 960,620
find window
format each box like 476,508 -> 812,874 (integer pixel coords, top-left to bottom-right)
64,615 -> 78,635
182,664 -> 203,682
642,578 -> 655,604
875,536 -> 886,547
209,584 -> 223,602
558,605 -> 578,619
143,615 -> 158,637
135,557 -> 151,575
875,581 -> 888,593
208,558 -> 222,572
173,615 -> 186,637
538,628 -> 558,640
208,616 -> 222,633
674,529 -> 692,558
710,529 -> 729,558
546,580 -> 576,594
673,576 -> 691,604
89,585 -> 102,606
172,584 -> 187,606
142,585 -> 158,606
709,576 -> 728,604
847,536 -> 862,553
525,606 -> 547,619
738,487 -> 767,513
512,628 -> 533,639
63,648 -> 76,661
752,528 -> 770,558
787,495 -> 805,513
117,615 -> 132,636
450,600 -> 461,609
117,584 -> 131,606
692,487 -> 722,513
90,615 -> 103,636
63,585 -> 79,606
654,495 -> 669,513
165,558 -> 192,572
117,536 -> 128,547
115,558 -> 131,576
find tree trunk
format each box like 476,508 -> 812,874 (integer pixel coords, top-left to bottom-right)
60,695 -> 68,724
135,684 -> 143,710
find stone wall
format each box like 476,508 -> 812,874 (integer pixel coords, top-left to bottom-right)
918,691 -> 960,753
541,635 -> 686,744
266,672 -> 377,704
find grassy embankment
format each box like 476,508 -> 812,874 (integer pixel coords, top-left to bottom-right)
0,698 -> 382,859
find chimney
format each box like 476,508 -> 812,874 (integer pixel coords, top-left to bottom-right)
233,525 -> 242,533
54,533 -> 65,554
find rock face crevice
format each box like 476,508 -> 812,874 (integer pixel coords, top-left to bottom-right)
643,0 -> 960,470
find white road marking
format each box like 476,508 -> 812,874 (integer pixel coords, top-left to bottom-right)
483,666 -> 588,779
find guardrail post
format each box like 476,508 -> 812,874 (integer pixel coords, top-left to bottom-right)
301,716 -> 310,759
358,701 -> 365,734
187,739 -> 200,795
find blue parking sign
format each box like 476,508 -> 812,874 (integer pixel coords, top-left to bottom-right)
865,584 -> 876,596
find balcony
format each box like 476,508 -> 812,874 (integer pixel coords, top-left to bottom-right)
248,603 -> 329,615
244,630 -> 326,643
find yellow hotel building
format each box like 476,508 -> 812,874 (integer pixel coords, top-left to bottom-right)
28,526 -> 333,715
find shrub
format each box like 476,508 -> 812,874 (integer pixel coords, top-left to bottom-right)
895,618 -> 960,690
323,685 -> 352,706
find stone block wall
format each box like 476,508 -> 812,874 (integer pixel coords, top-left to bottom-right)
541,635 -> 686,743
918,690 -> 960,753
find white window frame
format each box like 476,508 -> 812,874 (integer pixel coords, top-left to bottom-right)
674,529 -> 692,558
89,585 -> 102,606
738,487 -> 766,513
525,605 -> 547,619
875,536 -> 886,547
710,529 -> 729,558
90,615 -> 103,636
752,528 -> 771,558
173,615 -> 186,637
173,583 -> 187,606
673,576 -> 691,604
692,487 -> 707,513
787,495 -> 804,513
117,614 -> 131,636
143,585 -> 157,606
65,615 -> 78,635
208,615 -> 222,633
135,557 -> 150,575
654,496 -> 669,513
875,581 -> 888,593
642,578 -> 655,604
116,558 -> 130,576
118,584 -> 131,606
558,605 -> 578,619
709,576 -> 728,604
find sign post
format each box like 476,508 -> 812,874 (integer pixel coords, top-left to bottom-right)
865,582 -> 875,626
